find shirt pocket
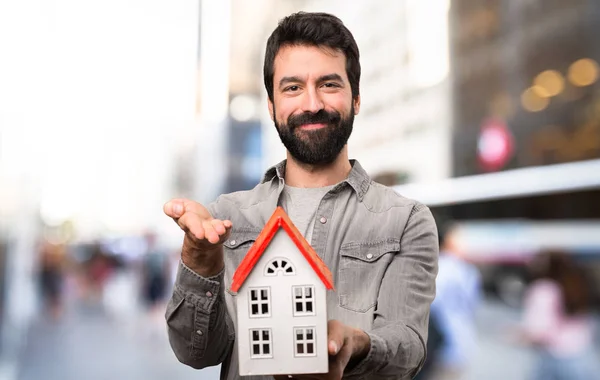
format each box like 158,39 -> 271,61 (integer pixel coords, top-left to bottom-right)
338,239 -> 400,312
223,229 -> 261,296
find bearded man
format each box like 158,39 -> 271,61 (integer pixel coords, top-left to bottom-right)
164,11 -> 438,380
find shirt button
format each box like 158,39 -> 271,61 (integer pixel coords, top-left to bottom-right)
206,291 -> 213,297
230,240 -> 236,246
196,330 -> 203,336
319,217 -> 327,224
366,253 -> 374,259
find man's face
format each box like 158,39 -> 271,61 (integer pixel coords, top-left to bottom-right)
269,44 -> 360,166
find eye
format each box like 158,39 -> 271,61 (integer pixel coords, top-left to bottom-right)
322,82 -> 340,88
284,85 -> 300,92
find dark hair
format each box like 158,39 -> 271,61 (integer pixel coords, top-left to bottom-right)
263,12 -> 361,103
531,250 -> 592,315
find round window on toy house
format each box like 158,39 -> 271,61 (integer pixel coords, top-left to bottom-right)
264,257 -> 296,276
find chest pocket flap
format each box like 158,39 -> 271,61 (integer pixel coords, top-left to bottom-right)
340,238 -> 401,262
222,229 -> 261,250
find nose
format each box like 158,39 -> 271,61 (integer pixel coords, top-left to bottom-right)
300,87 -> 324,113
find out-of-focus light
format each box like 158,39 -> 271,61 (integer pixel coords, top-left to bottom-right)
530,84 -> 552,98
230,94 -> 258,122
568,58 -> 599,87
521,87 -> 549,112
533,70 -> 564,97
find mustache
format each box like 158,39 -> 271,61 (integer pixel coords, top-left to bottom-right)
287,109 -> 341,130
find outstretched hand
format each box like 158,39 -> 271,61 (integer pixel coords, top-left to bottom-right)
164,198 -> 232,277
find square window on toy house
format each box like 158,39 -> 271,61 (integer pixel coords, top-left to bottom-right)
250,328 -> 273,358
292,285 -> 315,316
249,287 -> 271,318
293,327 -> 316,357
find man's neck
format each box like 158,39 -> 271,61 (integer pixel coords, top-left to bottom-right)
284,150 -> 352,188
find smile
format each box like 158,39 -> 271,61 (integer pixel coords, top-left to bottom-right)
298,123 -> 328,130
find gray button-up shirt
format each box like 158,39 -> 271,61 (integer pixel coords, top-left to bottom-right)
166,160 -> 438,380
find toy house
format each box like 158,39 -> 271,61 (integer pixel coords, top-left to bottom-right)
230,207 -> 334,377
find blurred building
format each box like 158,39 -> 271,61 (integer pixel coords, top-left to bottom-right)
450,0 -> 600,177
395,0 -> 600,306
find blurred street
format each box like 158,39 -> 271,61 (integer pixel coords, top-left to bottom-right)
9,294 -> 598,380
14,288 -> 221,380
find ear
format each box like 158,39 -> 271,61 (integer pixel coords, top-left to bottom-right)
268,100 -> 275,122
353,95 -> 361,115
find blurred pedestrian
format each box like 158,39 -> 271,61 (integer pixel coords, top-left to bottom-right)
421,223 -> 481,380
139,231 -> 170,328
38,240 -> 67,321
519,250 -> 599,380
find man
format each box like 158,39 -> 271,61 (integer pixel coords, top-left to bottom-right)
164,12 -> 438,380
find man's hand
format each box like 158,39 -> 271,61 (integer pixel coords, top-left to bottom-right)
273,320 -> 371,380
164,198 -> 232,277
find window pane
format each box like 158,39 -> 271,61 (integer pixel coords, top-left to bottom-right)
261,303 -> 269,314
307,343 -> 314,354
263,344 -> 270,355
251,290 -> 258,301
306,329 -> 313,340
273,261 -> 279,268
286,266 -> 294,273
294,287 -> 302,298
295,302 -> 303,312
253,344 -> 260,355
281,260 -> 288,268
297,343 -> 304,354
306,301 -> 313,313
305,287 -> 312,298
261,289 -> 268,300
267,267 -> 275,274
252,330 -> 259,341
296,331 -> 303,341
251,304 -> 259,315
262,330 -> 269,340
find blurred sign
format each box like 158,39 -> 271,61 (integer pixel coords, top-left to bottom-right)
477,118 -> 514,172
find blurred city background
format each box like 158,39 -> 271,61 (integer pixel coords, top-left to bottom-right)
1,0 -> 599,379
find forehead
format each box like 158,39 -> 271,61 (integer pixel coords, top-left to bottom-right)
273,44 -> 348,81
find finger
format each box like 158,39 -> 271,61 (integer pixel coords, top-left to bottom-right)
327,320 -> 345,356
163,199 -> 185,219
164,198 -> 212,220
210,219 -> 227,235
177,212 -> 206,240
202,219 -> 221,244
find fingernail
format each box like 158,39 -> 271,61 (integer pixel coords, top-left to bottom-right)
173,203 -> 183,216
329,341 -> 338,354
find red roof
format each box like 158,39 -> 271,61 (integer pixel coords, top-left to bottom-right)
230,207 -> 334,293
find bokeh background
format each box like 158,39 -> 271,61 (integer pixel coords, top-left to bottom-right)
1,1 -> 599,379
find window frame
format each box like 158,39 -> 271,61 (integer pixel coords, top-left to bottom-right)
264,257 -> 296,276
292,285 -> 316,316
293,326 -> 317,357
249,328 -> 273,359
248,287 -> 271,318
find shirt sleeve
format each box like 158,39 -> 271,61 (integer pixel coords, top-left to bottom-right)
165,261 -> 235,369
344,203 -> 439,379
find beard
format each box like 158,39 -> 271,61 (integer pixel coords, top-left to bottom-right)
274,106 -> 354,166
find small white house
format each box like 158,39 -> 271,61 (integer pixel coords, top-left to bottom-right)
230,207 -> 334,377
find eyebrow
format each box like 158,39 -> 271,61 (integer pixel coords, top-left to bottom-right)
278,73 -> 344,88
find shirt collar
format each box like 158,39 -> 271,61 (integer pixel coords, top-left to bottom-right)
261,159 -> 371,201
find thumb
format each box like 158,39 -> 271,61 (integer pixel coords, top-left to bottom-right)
164,200 -> 184,218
